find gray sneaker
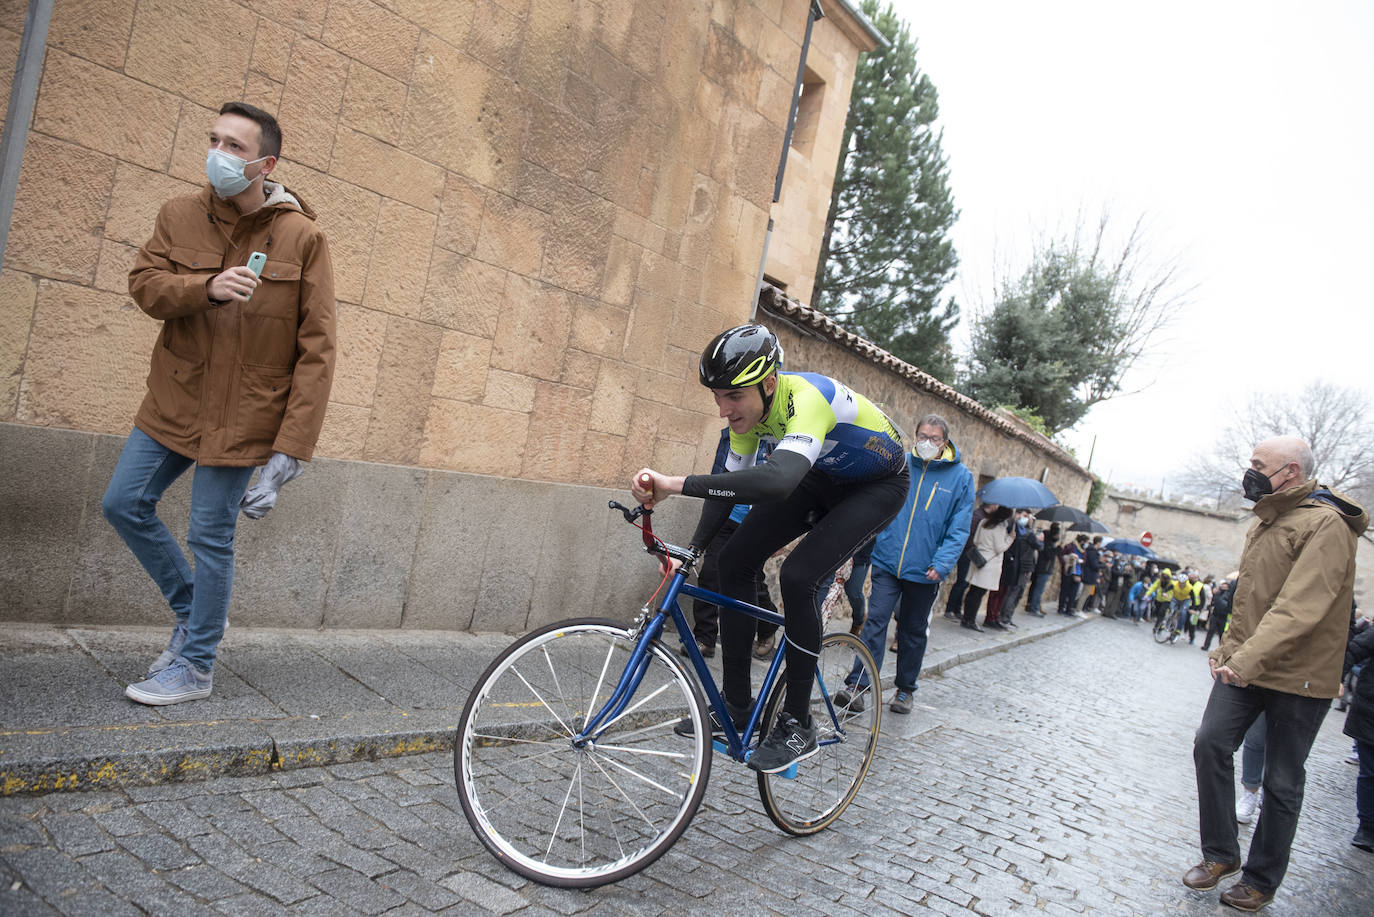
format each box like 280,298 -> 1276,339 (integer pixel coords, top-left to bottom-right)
125,658 -> 212,706
147,620 -> 190,677
889,690 -> 914,714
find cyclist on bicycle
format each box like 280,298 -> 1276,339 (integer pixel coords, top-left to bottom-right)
631,323 -> 908,773
1144,568 -> 1177,631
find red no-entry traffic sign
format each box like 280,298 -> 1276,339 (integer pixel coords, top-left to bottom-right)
1140,531 -> 1154,548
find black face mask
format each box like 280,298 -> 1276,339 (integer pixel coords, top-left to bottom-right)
1242,467 -> 1274,502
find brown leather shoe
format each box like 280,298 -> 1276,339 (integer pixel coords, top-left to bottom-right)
1182,859 -> 1241,890
1220,881 -> 1274,911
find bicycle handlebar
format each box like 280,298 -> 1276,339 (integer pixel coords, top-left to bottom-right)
606,500 -> 699,568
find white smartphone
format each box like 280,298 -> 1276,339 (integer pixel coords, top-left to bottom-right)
244,251 -> 267,301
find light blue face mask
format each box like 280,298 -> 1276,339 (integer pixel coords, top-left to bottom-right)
205,148 -> 266,198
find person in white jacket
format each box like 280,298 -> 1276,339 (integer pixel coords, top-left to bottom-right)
959,504 -> 1016,632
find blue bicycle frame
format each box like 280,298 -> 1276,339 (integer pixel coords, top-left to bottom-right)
575,553 -> 845,775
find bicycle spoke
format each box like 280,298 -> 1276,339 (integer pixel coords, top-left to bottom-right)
590,747 -> 692,798
510,665 -> 576,738
544,757 -> 583,863
540,644 -> 576,728
595,716 -> 679,745
468,732 -> 568,749
584,635 -> 620,733
586,749 -> 663,832
592,679 -> 678,737
590,742 -> 692,761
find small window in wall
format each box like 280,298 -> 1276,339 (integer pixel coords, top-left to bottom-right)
789,66 -> 826,159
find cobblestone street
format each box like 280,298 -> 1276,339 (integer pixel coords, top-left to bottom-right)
2,618 -> 1369,916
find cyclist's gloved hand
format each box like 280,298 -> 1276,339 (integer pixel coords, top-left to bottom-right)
239,452 -> 303,519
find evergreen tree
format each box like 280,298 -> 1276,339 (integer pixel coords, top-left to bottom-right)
812,1 -> 960,381
964,214 -> 1187,434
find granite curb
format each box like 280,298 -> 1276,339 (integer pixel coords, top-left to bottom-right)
0,612 -> 1093,796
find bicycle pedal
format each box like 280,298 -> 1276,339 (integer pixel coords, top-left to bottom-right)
777,762 -> 799,780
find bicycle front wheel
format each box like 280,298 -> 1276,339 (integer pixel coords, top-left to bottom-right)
1152,612 -> 1172,644
454,618 -> 712,888
757,631 -> 881,835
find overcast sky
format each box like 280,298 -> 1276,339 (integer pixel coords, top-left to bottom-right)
885,0 -> 1374,497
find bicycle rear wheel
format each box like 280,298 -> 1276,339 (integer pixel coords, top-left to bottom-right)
757,631 -> 880,835
454,618 -> 711,888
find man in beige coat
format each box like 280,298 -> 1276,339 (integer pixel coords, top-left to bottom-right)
101,102 -> 335,706
1182,436 -> 1368,911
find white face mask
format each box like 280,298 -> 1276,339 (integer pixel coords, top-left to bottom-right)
915,439 -> 941,461
205,148 -> 266,198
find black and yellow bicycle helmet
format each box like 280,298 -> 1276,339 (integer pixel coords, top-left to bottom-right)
698,324 -> 783,389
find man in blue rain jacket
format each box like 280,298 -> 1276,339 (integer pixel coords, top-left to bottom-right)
837,414 -> 974,716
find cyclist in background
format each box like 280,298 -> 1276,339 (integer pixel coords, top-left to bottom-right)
632,324 -> 908,774
1145,568 -> 1178,632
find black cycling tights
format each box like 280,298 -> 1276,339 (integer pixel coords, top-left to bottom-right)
715,465 -> 909,723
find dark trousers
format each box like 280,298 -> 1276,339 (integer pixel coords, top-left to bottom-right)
962,584 -> 988,625
999,571 -> 1029,625
943,554 -> 971,617
1057,577 -> 1080,614
1357,740 -> 1374,829
1200,613 -> 1227,651
716,467 -> 907,720
1102,585 -> 1120,617
1193,679 -> 1331,893
691,518 -> 777,648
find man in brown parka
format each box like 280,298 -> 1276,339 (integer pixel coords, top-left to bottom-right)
101,102 -> 335,706
1181,436 -> 1368,911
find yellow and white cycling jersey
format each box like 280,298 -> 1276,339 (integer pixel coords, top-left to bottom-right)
725,372 -> 905,482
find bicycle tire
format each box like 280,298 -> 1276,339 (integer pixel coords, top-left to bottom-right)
454,617 -> 712,888
1152,611 -> 1172,644
756,631 -> 881,835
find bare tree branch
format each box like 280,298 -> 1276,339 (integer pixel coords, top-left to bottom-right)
1177,381 -> 1374,505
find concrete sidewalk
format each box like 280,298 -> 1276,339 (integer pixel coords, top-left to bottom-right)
0,608 -> 1091,796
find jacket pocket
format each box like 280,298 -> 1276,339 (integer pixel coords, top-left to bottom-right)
166,246 -> 224,274
146,344 -> 204,434
233,364 -> 293,450
245,259 -> 301,319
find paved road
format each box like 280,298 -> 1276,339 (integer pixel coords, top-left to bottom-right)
2,619 -> 1369,915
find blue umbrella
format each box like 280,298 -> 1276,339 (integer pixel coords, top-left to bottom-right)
974,476 -> 1059,509
1103,538 -> 1155,557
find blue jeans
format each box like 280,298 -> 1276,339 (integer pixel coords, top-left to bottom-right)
101,428 -> 254,672
849,568 -> 938,693
844,538 -> 875,629
1241,713 -> 1266,790
1025,571 -> 1051,613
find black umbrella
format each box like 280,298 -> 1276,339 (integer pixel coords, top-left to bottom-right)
1073,517 -> 1111,534
1034,504 -> 1091,526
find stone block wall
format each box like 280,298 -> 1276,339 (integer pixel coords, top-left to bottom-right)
2,0 -> 871,493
